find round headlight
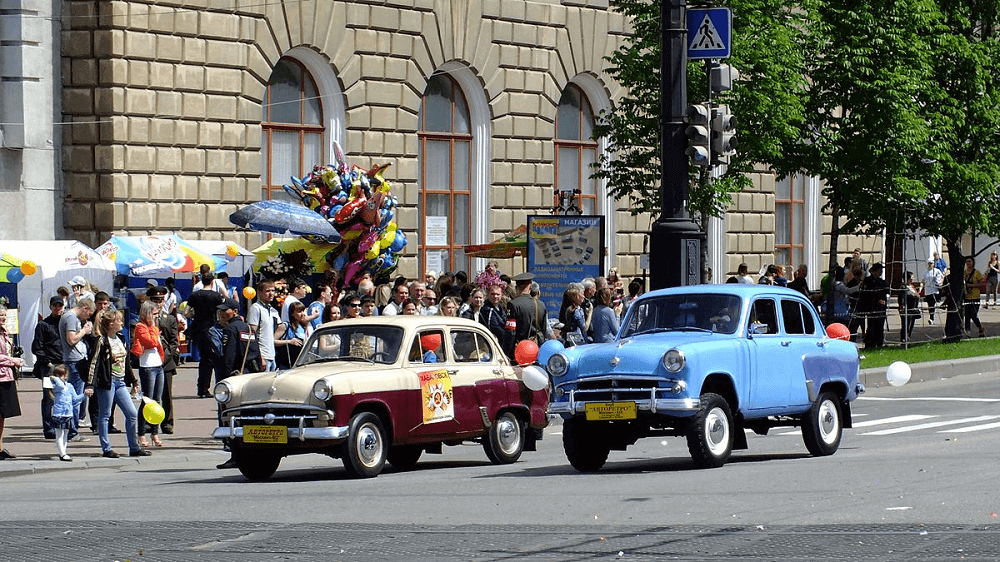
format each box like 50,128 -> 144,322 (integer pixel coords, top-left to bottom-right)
213,381 -> 232,404
662,349 -> 686,373
312,379 -> 332,401
547,353 -> 569,377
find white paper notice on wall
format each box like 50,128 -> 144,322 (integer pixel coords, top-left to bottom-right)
426,252 -> 443,278
425,216 -> 448,246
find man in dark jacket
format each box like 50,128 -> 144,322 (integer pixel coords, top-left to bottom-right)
217,298 -> 261,378
148,286 -> 179,434
186,273 -> 225,397
214,297 -> 260,471
31,296 -> 65,439
859,262 -> 891,348
507,272 -> 549,352
482,284 -> 513,360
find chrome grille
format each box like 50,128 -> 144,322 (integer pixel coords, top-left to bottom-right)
568,375 -> 672,402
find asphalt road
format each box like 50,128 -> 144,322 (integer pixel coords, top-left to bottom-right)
1,371 -> 999,560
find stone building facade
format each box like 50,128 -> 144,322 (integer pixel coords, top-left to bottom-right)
4,0 -> 885,287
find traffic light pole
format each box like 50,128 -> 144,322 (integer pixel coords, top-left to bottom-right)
650,0 -> 704,290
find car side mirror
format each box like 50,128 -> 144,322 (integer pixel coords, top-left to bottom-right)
749,322 -> 769,335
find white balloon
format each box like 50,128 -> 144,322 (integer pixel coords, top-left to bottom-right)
886,361 -> 911,387
521,365 -> 549,392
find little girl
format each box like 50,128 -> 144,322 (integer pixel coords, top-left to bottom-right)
50,364 -> 85,461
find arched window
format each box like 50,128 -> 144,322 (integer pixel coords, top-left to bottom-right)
555,84 -> 598,214
418,74 -> 472,275
261,58 -> 324,202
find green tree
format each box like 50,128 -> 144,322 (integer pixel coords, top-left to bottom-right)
592,0 -> 811,227
907,0 -> 1000,339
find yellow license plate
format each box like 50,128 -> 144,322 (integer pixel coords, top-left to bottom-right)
584,402 -> 637,421
243,425 -> 288,444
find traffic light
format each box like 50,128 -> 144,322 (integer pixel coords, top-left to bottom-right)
711,104 -> 737,166
685,103 -> 712,167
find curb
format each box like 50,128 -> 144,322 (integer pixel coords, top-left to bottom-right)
859,355 -> 1000,389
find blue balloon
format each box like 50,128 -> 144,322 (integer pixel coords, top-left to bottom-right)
389,230 -> 406,253
332,253 -> 349,271
537,339 -> 565,368
5,268 -> 24,283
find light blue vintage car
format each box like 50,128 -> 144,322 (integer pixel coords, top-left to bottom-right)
545,284 -> 864,471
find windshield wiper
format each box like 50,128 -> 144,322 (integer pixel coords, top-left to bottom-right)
630,326 -> 713,336
312,356 -> 376,364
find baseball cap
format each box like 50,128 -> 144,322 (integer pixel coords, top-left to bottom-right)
70,275 -> 86,287
217,298 -> 240,311
49,296 -> 65,307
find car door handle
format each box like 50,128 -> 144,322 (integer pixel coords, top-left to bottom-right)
780,340 -> 791,347
447,369 -> 459,376
492,368 -> 504,375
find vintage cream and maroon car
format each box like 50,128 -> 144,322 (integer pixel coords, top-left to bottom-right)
212,316 -> 549,480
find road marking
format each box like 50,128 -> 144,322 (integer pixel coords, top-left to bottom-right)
852,414 -> 936,427
940,421 -> 1000,433
862,415 -> 1000,436
860,397 -> 1000,403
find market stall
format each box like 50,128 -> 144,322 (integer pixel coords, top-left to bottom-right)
0,240 -> 116,369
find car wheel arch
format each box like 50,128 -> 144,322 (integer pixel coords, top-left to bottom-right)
350,402 -> 394,443
816,381 -> 851,428
700,372 -> 739,411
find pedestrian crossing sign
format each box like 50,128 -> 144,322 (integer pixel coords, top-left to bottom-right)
687,7 -> 732,60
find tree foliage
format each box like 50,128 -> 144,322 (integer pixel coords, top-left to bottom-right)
593,0 -> 811,227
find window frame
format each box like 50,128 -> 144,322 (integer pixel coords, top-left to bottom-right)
554,84 -> 599,214
261,58 -> 325,202
418,74 -> 473,275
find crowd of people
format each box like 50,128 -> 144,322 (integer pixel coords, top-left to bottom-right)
0,275 -> 181,463
733,248 -> 999,348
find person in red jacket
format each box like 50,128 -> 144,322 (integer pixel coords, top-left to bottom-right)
132,300 -> 165,448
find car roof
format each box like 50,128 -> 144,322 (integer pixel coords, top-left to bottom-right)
640,283 -> 808,300
317,315 -> 486,330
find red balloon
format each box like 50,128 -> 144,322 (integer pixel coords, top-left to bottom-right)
514,339 -> 539,365
420,334 -> 442,352
826,323 -> 850,341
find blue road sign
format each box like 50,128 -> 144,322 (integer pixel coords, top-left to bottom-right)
687,8 -> 732,59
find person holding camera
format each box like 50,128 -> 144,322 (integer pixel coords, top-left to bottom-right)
0,306 -> 24,459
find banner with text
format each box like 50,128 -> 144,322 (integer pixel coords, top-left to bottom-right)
527,215 -> 605,319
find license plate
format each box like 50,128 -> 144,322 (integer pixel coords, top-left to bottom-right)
243,425 -> 288,444
585,402 -> 637,421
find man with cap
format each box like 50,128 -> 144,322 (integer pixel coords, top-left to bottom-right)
213,297 -> 260,471
507,272 -> 550,353
68,276 -> 95,308
31,296 -> 66,438
858,262 -> 890,348
216,298 -> 260,379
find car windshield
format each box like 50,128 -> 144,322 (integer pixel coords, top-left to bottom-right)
621,294 -> 743,337
295,325 -> 405,367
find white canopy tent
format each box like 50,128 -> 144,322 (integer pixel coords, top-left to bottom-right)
0,240 -> 116,369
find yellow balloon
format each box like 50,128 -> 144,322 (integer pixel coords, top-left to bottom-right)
141,398 -> 165,425
243,286 -> 257,299
226,244 -> 239,258
20,261 -> 36,276
379,223 -> 398,249
365,245 -> 380,260
342,229 -> 362,241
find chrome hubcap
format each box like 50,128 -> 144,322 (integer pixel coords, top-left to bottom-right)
356,424 -> 383,467
818,401 -> 839,444
705,407 -> 729,455
496,417 -> 520,454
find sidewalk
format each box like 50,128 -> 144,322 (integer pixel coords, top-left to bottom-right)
0,364 -> 225,477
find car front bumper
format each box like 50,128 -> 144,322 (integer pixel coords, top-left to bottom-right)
211,402 -> 348,443
548,396 -> 701,416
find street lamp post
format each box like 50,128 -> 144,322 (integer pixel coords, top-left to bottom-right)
650,0 -> 704,291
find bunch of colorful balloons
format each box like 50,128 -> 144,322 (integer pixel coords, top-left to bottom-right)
281,142 -> 407,286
